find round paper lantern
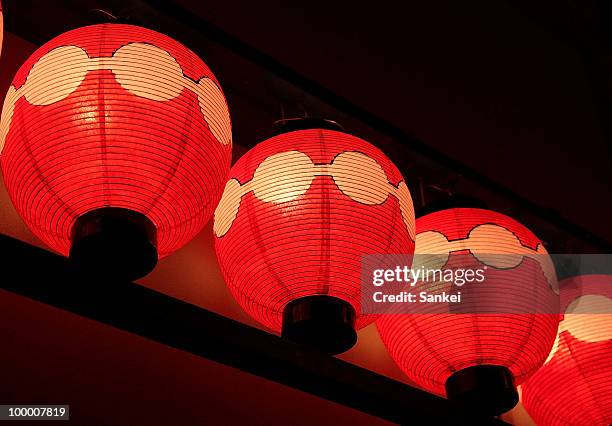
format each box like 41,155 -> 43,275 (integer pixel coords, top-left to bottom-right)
376,207 -> 560,416
214,120 -> 415,354
521,274 -> 612,426
0,24 -> 232,279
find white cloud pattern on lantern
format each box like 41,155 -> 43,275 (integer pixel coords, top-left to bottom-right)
214,150 -> 415,239
544,294 -> 612,363
0,42 -> 231,152
415,223 -> 558,293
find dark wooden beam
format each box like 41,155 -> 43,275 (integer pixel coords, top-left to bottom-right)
0,234 -> 509,425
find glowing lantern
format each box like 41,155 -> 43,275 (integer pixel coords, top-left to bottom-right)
521,274 -> 612,426
0,24 -> 232,279
376,207 -> 559,416
214,120 -> 415,354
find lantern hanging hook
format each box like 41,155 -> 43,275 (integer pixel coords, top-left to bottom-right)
417,177 -> 426,208
89,9 -> 119,22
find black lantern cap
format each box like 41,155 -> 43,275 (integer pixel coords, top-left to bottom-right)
445,365 -> 519,417
282,295 -> 357,355
272,117 -> 344,135
418,194 -> 488,216
70,207 -> 158,281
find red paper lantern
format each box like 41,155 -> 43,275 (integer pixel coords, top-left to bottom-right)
521,274 -> 612,426
376,207 -> 559,415
214,121 -> 415,354
0,24 -> 232,279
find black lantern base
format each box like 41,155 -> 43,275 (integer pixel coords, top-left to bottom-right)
445,365 -> 518,417
282,296 -> 357,355
69,207 -> 158,281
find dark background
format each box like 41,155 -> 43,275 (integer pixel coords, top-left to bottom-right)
1,1 -> 610,424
